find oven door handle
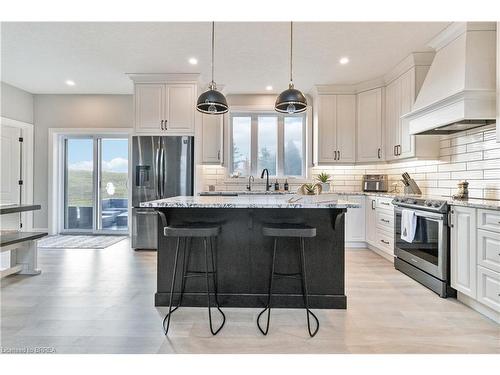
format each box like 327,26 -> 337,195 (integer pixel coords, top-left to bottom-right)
394,207 -> 444,221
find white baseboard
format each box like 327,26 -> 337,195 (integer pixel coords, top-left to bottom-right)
457,292 -> 500,324
345,241 -> 367,248
367,243 -> 395,262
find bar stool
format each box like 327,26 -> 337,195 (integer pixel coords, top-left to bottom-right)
257,223 -> 320,337
158,212 -> 226,336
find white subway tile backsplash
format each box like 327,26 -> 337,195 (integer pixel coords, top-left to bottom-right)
451,151 -> 483,162
451,170 -> 484,180
201,127 -> 500,199
438,163 -> 466,172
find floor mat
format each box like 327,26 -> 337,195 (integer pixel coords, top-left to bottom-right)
37,235 -> 127,249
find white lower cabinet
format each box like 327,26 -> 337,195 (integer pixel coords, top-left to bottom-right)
477,266 -> 500,312
364,196 -> 394,259
365,197 -> 377,246
451,205 -> 500,319
345,195 -> 366,243
450,206 -> 477,298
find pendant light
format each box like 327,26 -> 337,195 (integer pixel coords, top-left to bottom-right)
196,22 -> 228,115
275,22 -> 307,114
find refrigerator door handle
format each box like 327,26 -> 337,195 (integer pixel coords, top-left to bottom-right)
156,145 -> 161,200
160,138 -> 165,199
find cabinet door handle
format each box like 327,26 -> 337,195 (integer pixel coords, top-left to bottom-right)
371,200 -> 375,210
164,120 -> 167,130
377,148 -> 381,159
217,150 -> 220,161
397,145 -> 401,155
334,150 -> 337,160
394,145 -> 397,156
160,120 -> 164,130
380,239 -> 390,245
337,150 -> 341,160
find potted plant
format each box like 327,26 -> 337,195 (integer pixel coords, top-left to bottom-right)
315,172 -> 332,192
300,183 -> 322,195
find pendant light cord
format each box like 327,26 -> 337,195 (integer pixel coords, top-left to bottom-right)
211,21 -> 215,84
290,21 -> 293,84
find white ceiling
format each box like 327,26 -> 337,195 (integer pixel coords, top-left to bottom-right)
1,22 -> 450,95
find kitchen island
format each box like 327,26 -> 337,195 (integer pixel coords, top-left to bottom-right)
141,195 -> 359,309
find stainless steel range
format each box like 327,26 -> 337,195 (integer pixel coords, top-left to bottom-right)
392,196 -> 456,298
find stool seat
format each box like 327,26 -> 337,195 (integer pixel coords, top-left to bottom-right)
164,224 -> 220,238
262,223 -> 316,238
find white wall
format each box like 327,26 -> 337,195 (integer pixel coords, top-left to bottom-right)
1,82 -> 34,123
33,94 -> 133,229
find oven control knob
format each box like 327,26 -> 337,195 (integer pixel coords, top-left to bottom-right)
433,202 -> 441,208
425,201 -> 432,207
407,199 -> 417,204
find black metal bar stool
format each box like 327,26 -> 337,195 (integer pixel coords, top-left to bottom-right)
257,223 -> 320,337
158,211 -> 225,336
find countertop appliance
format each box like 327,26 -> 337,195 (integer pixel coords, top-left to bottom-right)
392,196 -> 456,298
362,174 -> 388,192
132,136 -> 194,249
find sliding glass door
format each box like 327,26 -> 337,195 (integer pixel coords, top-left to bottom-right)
63,135 -> 129,234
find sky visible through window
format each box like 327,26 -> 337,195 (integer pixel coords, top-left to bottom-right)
67,138 -> 128,173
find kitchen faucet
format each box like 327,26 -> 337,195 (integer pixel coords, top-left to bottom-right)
260,169 -> 272,191
246,175 -> 254,191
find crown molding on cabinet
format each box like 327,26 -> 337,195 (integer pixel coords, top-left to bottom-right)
127,73 -> 200,83
313,52 -> 434,96
428,22 -> 496,51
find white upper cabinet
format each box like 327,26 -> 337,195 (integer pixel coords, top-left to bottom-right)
134,84 -> 165,132
385,78 -> 400,161
384,66 -> 440,160
315,94 -> 356,164
134,82 -> 196,134
336,95 -> 356,163
201,114 -> 224,164
165,84 -> 195,132
357,88 -> 384,162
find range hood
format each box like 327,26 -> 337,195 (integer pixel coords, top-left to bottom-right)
404,22 -> 497,135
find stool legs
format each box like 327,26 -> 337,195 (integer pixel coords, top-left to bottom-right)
204,237 -> 226,335
162,237 -> 183,335
257,238 -> 278,335
299,237 -> 320,338
163,236 -> 225,336
257,236 -> 320,337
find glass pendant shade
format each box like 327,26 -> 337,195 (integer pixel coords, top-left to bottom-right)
275,83 -> 307,114
197,82 -> 228,114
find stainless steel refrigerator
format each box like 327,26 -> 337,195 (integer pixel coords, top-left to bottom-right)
132,136 -> 194,249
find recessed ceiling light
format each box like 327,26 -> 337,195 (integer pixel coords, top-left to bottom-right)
265,85 -> 273,91
65,80 -> 75,86
188,57 -> 198,65
339,57 -> 350,65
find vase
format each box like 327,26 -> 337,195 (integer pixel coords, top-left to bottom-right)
320,182 -> 330,192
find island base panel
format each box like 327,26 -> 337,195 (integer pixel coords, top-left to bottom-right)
155,208 -> 346,309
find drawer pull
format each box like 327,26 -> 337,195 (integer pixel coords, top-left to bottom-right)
381,219 -> 390,223
381,202 -> 390,206
380,239 -> 390,245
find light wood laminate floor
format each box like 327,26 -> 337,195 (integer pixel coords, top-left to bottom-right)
1,239 -> 498,354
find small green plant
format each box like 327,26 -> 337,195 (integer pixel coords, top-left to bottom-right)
300,183 -> 322,195
315,172 -> 331,183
